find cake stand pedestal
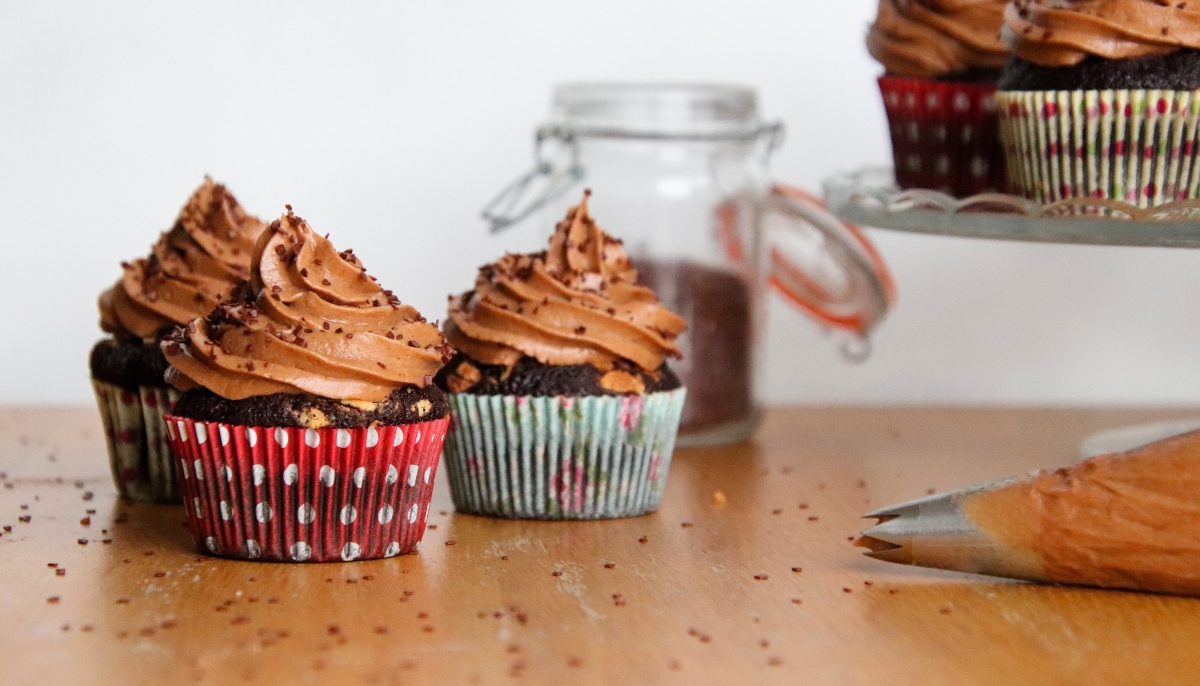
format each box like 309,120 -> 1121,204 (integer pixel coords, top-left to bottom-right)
824,166 -> 1200,456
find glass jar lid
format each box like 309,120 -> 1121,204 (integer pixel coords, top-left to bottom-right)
548,82 -> 769,140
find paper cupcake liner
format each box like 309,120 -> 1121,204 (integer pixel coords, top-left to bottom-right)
442,388 -> 686,520
879,76 -> 1007,197
997,89 -> 1200,208
164,415 -> 449,563
92,380 -> 182,503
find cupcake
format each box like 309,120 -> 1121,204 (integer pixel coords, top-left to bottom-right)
437,191 -> 688,520
161,207 -> 454,562
868,0 -> 1011,196
91,178 -> 265,502
996,1 -> 1200,207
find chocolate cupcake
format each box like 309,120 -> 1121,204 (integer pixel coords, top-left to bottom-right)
437,192 -> 688,520
997,1 -> 1200,207
91,178 -> 265,502
161,208 -> 454,562
869,0 -> 1011,196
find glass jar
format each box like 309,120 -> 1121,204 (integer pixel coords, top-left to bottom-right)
485,83 -> 895,446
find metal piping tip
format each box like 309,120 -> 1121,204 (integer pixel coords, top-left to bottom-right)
854,529 -> 911,564
863,498 -> 926,520
858,477 -> 1044,581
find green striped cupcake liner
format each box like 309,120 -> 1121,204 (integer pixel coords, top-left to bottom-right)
997,89 -> 1200,208
442,388 -> 686,520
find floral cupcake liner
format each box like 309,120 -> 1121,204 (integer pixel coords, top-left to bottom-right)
879,76 -> 1007,197
442,388 -> 686,520
92,380 -> 182,503
164,415 -> 449,563
997,89 -> 1200,208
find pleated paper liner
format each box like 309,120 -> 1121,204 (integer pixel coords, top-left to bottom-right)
164,415 -> 449,562
92,380 -> 182,503
997,89 -> 1200,208
878,76 -> 1008,198
442,388 -> 686,520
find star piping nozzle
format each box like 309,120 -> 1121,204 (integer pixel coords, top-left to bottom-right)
855,477 -> 1046,582
855,427 -> 1200,596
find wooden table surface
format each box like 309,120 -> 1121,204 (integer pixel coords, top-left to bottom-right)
3,406 -> 1200,686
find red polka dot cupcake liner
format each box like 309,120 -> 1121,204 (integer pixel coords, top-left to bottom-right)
997,89 -> 1200,208
164,415 -> 449,563
879,76 -> 1008,198
92,380 -> 182,503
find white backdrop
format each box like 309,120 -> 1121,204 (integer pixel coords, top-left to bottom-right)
4,1 -> 1200,406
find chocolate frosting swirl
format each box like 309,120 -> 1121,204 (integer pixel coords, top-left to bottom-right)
1003,0 -> 1200,67
162,208 -> 452,402
868,0 -> 1009,78
99,178 -> 265,340
445,192 -> 685,373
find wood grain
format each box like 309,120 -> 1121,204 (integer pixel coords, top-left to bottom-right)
2,406 -> 1199,685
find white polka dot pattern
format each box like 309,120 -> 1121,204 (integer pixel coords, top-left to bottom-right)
298,503 -> 316,524
319,466 -> 336,487
290,541 -> 311,562
878,76 -> 1007,198
165,415 -> 449,562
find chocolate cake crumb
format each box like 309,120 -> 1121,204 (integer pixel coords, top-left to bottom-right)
172,384 -> 448,428
1000,49 -> 1200,90
89,338 -> 171,390
930,66 -> 1002,84
434,353 -> 679,397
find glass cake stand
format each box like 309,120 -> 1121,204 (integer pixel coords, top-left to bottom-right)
823,166 -> 1200,456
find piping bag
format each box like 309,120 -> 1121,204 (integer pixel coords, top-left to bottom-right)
857,429 -> 1200,595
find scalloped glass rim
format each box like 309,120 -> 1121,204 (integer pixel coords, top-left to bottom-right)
823,167 -> 1200,248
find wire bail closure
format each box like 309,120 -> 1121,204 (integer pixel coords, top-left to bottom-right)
482,126 -> 582,233
483,122 -> 784,233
